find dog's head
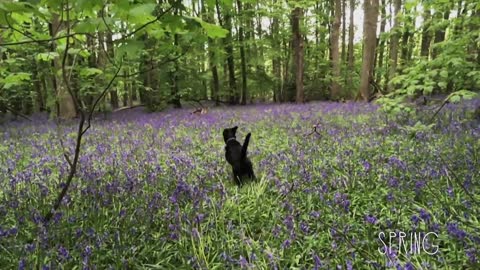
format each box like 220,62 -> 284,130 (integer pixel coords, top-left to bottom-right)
223,126 -> 238,143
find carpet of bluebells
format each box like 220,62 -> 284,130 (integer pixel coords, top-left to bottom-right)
1,100 -> 480,269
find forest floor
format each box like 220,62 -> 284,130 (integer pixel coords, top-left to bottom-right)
1,100 -> 479,269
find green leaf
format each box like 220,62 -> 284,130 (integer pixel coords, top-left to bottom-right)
129,3 -> 156,17
73,19 -> 99,33
189,17 -> 228,38
116,40 -> 144,60
36,52 -> 59,62
0,72 -> 31,89
80,68 -> 103,77
439,70 -> 448,78
422,86 -> 433,95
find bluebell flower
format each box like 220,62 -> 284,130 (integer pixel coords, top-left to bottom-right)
411,215 -> 420,225
419,209 -> 430,222
365,214 -> 378,225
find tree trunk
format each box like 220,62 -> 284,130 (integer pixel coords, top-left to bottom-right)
271,1 -> 281,102
32,60 -> 45,112
420,5 -> 431,57
202,0 -> 220,105
170,34 -> 182,108
255,2 -> 265,103
51,13 -> 76,119
376,0 -> 386,84
387,0 -> 401,91
359,0 -> 379,101
347,0 -> 355,92
400,6 -> 414,70
216,0 -> 237,104
431,9 -> 450,59
292,7 -> 304,103
105,31 -> 119,109
237,0 -> 248,105
341,0 -> 347,63
330,0 -> 342,100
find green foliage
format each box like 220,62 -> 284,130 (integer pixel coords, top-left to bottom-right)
189,17 -> 229,38
0,72 -> 31,89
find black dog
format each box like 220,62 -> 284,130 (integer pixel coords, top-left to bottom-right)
223,126 -> 256,186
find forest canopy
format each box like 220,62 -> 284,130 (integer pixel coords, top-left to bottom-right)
0,0 -> 478,119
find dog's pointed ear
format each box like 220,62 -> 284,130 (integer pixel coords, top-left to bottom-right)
233,126 -> 238,132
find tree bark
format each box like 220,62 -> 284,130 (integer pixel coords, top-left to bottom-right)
292,7 -> 304,103
347,0 -> 355,91
271,0 -> 281,102
376,0 -> 386,84
431,9 -> 450,59
237,0 -> 248,105
32,59 -> 45,112
216,0 -> 237,104
170,33 -> 182,108
330,0 -> 342,100
105,31 -> 119,109
387,0 -> 401,91
420,5 -> 431,57
400,6 -> 414,70
358,0 -> 379,101
51,13 -> 77,119
202,0 -> 220,105
341,0 -> 347,63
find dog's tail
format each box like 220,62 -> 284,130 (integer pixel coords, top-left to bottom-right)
241,133 -> 251,159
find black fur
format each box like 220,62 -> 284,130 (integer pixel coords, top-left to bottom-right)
223,126 -> 256,186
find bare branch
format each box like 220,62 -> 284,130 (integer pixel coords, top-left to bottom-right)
44,0 -> 121,223
428,98 -> 449,124
82,61 -> 123,136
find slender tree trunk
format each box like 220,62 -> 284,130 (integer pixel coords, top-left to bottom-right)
359,0 -> 379,101
51,13 -> 76,119
271,2 -> 281,102
255,2 -> 265,103
347,0 -> 355,92
400,6 -> 414,70
453,0 -> 465,37
216,0 -> 237,104
330,0 -> 342,100
420,5 -> 432,57
237,0 -> 248,105
376,0 -> 386,84
292,7 -> 304,103
387,0 -> 401,91
202,0 -> 220,105
32,61 -> 44,112
105,31 -> 119,109
431,9 -> 450,59
170,34 -> 181,108
341,0 -> 347,63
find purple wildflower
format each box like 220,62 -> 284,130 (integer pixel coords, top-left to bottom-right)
411,215 -> 420,225
58,245 -> 70,261
419,209 -> 431,222
447,222 -> 467,240
365,214 -> 378,225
